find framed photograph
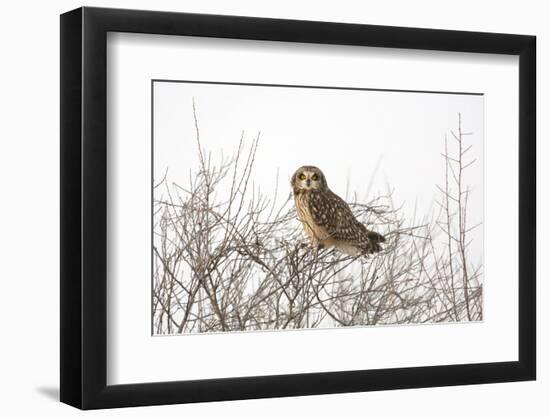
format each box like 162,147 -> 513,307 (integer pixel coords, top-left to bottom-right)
60,6 -> 536,409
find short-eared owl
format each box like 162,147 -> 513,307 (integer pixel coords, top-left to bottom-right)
291,165 -> 385,256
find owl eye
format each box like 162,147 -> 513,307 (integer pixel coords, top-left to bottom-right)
298,173 -> 306,181
312,174 -> 319,181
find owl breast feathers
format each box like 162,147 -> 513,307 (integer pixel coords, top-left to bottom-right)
292,166 -> 385,256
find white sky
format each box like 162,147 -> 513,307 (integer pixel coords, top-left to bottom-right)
153,81 -> 483,258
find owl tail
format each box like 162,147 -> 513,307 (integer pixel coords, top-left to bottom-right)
365,230 -> 386,254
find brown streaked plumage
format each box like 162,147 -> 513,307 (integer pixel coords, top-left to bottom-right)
291,165 -> 385,256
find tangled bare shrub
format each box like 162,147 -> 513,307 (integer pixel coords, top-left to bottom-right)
152,111 -> 482,334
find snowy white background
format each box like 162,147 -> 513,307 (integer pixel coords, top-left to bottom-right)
153,81 -> 484,262
0,1 -> 546,416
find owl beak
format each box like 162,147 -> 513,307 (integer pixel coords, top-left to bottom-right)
306,179 -> 311,187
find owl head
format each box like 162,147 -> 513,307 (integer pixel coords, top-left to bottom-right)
291,166 -> 328,194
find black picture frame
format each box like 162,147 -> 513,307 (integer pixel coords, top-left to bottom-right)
60,6 -> 536,410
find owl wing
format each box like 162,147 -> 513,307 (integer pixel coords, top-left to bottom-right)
308,190 -> 366,243
308,190 -> 385,252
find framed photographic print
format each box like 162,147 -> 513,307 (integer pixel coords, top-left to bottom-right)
60,6 -> 536,409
